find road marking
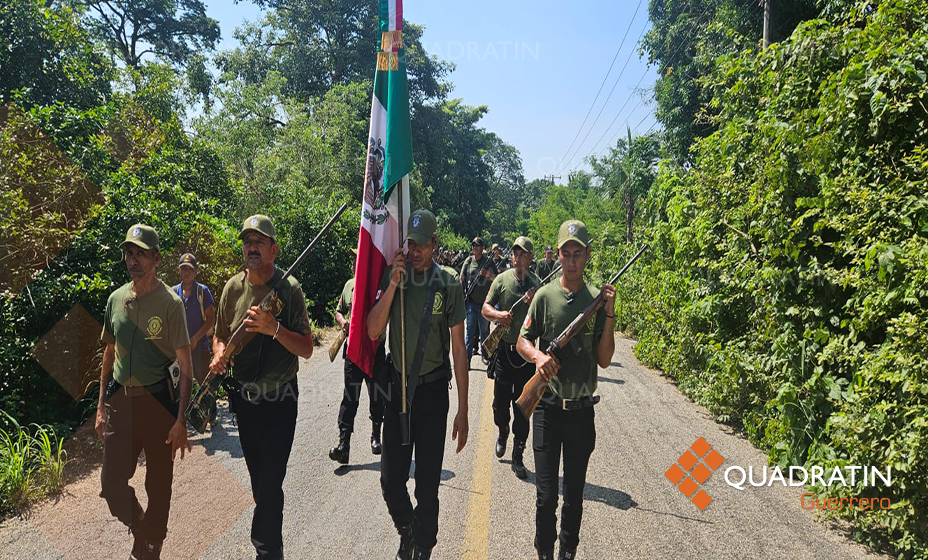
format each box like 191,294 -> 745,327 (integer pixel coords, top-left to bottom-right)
461,376 -> 497,559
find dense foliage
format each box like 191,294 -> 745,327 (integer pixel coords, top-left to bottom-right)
619,0 -> 927,554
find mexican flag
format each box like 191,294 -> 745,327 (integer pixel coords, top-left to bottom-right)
347,0 -> 414,376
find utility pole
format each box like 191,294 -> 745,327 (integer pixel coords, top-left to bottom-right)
543,174 -> 561,186
763,0 -> 772,48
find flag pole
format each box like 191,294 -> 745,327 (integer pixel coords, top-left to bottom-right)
398,174 -> 411,445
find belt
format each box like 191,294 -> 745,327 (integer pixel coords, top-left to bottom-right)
544,393 -> 600,411
394,366 -> 451,387
123,379 -> 168,397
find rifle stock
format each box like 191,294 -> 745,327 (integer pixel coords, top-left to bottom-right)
515,245 -> 649,419
328,328 -> 347,362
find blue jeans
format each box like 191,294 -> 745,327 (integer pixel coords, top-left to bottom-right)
465,299 -> 490,360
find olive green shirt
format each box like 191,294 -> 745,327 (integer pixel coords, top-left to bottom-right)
336,278 -> 355,319
378,264 -> 465,375
520,280 -> 606,399
537,259 -> 557,281
101,281 -> 190,387
215,267 -> 312,396
486,269 -> 542,345
460,254 -> 496,304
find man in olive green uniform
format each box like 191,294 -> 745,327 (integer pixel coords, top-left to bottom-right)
95,224 -> 193,560
210,215 -> 314,560
460,237 -> 497,365
517,220 -> 616,560
537,245 -> 556,280
328,276 -> 385,464
491,243 -> 507,272
367,209 -> 469,560
482,236 -> 541,479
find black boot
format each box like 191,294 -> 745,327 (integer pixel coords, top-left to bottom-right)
129,512 -> 148,560
511,440 -> 528,479
558,547 -> 577,560
495,426 -> 509,458
371,421 -> 382,455
537,548 -> 554,560
143,539 -> 163,560
328,428 -> 350,464
395,521 -> 417,560
413,546 -> 432,560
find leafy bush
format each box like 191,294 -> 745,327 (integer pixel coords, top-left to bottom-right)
620,0 -> 928,554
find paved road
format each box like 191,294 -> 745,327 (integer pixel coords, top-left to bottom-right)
1,336 -> 882,559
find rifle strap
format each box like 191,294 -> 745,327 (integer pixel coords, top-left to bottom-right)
404,262 -> 441,410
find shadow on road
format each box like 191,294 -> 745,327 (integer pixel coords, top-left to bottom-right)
609,361 -> 623,368
634,505 -> 712,523
598,376 -> 625,385
193,403 -> 244,459
334,461 -> 381,475
508,466 -> 637,511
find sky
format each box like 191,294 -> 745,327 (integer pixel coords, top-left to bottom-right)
206,0 -> 660,182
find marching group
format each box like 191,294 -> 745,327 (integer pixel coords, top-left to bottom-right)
95,209 -> 614,560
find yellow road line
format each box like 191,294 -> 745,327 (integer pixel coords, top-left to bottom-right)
461,376 -> 497,560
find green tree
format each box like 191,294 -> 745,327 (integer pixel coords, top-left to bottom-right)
80,0 -> 220,69
590,128 -> 660,243
0,0 -> 113,108
641,0 -> 818,164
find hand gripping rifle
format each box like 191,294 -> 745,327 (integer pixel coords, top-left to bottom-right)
482,263 -> 562,357
463,257 -> 495,301
186,203 -> 349,433
514,244 -> 649,420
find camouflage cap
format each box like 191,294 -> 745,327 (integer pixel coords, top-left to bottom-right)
512,236 -> 534,254
557,219 -> 590,249
472,236 -> 485,247
407,209 -> 437,246
178,253 -> 198,268
491,243 -> 501,251
239,214 -> 276,242
121,224 -> 159,251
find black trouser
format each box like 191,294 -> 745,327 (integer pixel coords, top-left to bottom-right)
231,379 -> 299,560
533,402 -> 596,553
380,372 -> 450,551
492,344 -> 534,444
337,347 -> 385,433
100,384 -> 177,545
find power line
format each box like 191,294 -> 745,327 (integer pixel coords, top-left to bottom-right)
578,0 -> 768,167
549,0 -> 648,174
553,21 -> 650,175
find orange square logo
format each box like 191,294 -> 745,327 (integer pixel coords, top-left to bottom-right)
677,476 -> 699,497
677,450 -> 699,471
666,438 -> 724,510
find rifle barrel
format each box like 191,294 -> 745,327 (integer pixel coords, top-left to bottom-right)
608,244 -> 649,286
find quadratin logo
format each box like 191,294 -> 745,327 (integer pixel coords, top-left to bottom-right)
664,437 -> 725,510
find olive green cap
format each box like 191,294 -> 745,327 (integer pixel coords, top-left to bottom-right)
512,236 -> 534,254
121,224 -> 159,251
239,214 -> 276,242
557,219 -> 590,249
407,209 -> 437,245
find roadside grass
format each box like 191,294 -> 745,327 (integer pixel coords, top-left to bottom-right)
0,411 -> 70,515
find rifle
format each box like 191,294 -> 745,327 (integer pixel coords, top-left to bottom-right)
186,203 -> 348,433
482,263 -> 562,357
514,244 -> 649,420
463,256 -> 496,301
327,327 -> 347,362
